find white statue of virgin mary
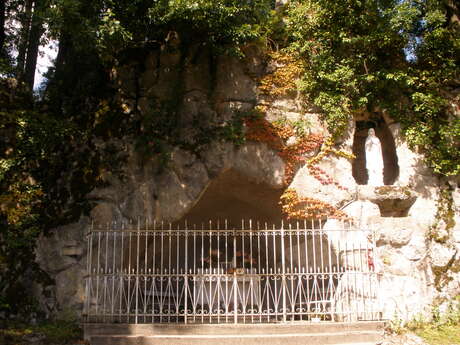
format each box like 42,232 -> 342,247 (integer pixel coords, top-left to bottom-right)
365,128 -> 384,186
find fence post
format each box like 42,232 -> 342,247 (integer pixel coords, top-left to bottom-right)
184,224 -> 188,324
233,228 -> 237,324
95,230 -> 101,321
84,222 -> 93,322
135,219 -> 140,324
281,220 -> 286,322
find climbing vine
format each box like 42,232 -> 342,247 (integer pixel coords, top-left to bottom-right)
427,186 -> 456,244
258,51 -> 304,98
424,185 -> 459,290
244,106 -> 353,220
243,47 -> 356,220
244,111 -> 324,184
305,137 -> 353,192
280,189 -> 348,220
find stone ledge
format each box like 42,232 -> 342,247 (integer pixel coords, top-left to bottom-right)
84,321 -> 385,338
357,185 -> 417,217
89,332 -> 382,345
85,322 -> 386,345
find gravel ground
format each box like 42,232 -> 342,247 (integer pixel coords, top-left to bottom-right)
376,332 -> 430,345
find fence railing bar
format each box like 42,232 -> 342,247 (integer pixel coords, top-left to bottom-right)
88,227 -> 375,233
280,220 -> 286,322
84,219 -> 382,324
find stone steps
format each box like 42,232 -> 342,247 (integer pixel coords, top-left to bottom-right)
85,321 -> 385,345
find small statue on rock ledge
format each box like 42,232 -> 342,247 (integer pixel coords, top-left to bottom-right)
365,128 -> 384,186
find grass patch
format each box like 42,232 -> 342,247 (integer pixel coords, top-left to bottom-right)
0,320 -> 84,345
406,296 -> 460,345
415,324 -> 460,345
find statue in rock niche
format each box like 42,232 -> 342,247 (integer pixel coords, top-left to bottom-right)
365,128 -> 384,186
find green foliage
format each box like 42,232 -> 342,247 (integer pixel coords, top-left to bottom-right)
427,185 -> 455,243
285,0 -> 407,137
410,297 -> 460,345
211,110 -> 248,147
388,297 -> 460,345
417,324 -> 460,345
94,0 -> 275,60
0,95 -> 73,318
284,0 -> 460,175
0,319 -> 82,345
0,75 -> 115,319
132,100 -> 180,165
273,115 -> 312,138
133,101 -> 249,165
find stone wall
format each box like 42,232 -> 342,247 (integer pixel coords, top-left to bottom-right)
35,43 -> 460,322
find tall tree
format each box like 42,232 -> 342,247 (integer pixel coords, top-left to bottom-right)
24,0 -> 45,88
0,0 -> 5,53
16,0 -> 34,76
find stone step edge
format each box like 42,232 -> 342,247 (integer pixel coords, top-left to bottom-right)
90,330 -> 382,339
84,321 -> 386,337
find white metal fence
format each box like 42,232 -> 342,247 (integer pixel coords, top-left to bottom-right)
83,220 -> 382,324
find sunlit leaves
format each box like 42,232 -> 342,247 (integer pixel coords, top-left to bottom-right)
285,0 -> 460,175
97,0 -> 274,57
280,188 -> 348,220
285,0 -> 407,137
96,8 -> 133,61
245,100 -> 353,219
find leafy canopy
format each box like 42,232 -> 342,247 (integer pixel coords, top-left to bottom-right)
285,0 -> 460,175
96,0 -> 274,59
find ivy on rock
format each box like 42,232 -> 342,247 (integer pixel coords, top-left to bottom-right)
284,0 -> 460,175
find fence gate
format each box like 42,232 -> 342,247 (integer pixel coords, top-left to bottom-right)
83,220 -> 382,324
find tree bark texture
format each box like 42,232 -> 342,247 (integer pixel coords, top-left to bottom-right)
17,0 -> 34,76
445,0 -> 459,26
0,0 -> 6,53
24,0 -> 45,89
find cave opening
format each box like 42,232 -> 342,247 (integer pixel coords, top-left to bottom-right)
177,168 -> 286,229
173,168 -> 339,301
352,119 -> 399,185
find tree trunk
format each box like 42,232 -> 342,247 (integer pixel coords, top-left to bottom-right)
54,34 -> 69,73
445,0 -> 459,26
24,0 -> 45,89
0,0 -> 5,53
17,0 -> 34,76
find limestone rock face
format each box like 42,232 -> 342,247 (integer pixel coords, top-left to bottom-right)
155,148 -> 210,221
430,242 -> 457,269
373,218 -> 416,248
378,275 -> 432,320
388,123 -> 435,187
214,55 -> 256,103
454,230 -> 460,245
290,156 -> 356,211
235,143 -> 285,187
35,219 -> 88,318
87,44 -> 285,225
342,200 -> 381,228
36,45 -> 287,316
408,190 -> 439,231
401,234 -> 426,261
452,187 -> 460,236
35,43 -> 460,323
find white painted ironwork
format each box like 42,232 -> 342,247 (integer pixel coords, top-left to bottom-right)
84,219 -> 382,324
